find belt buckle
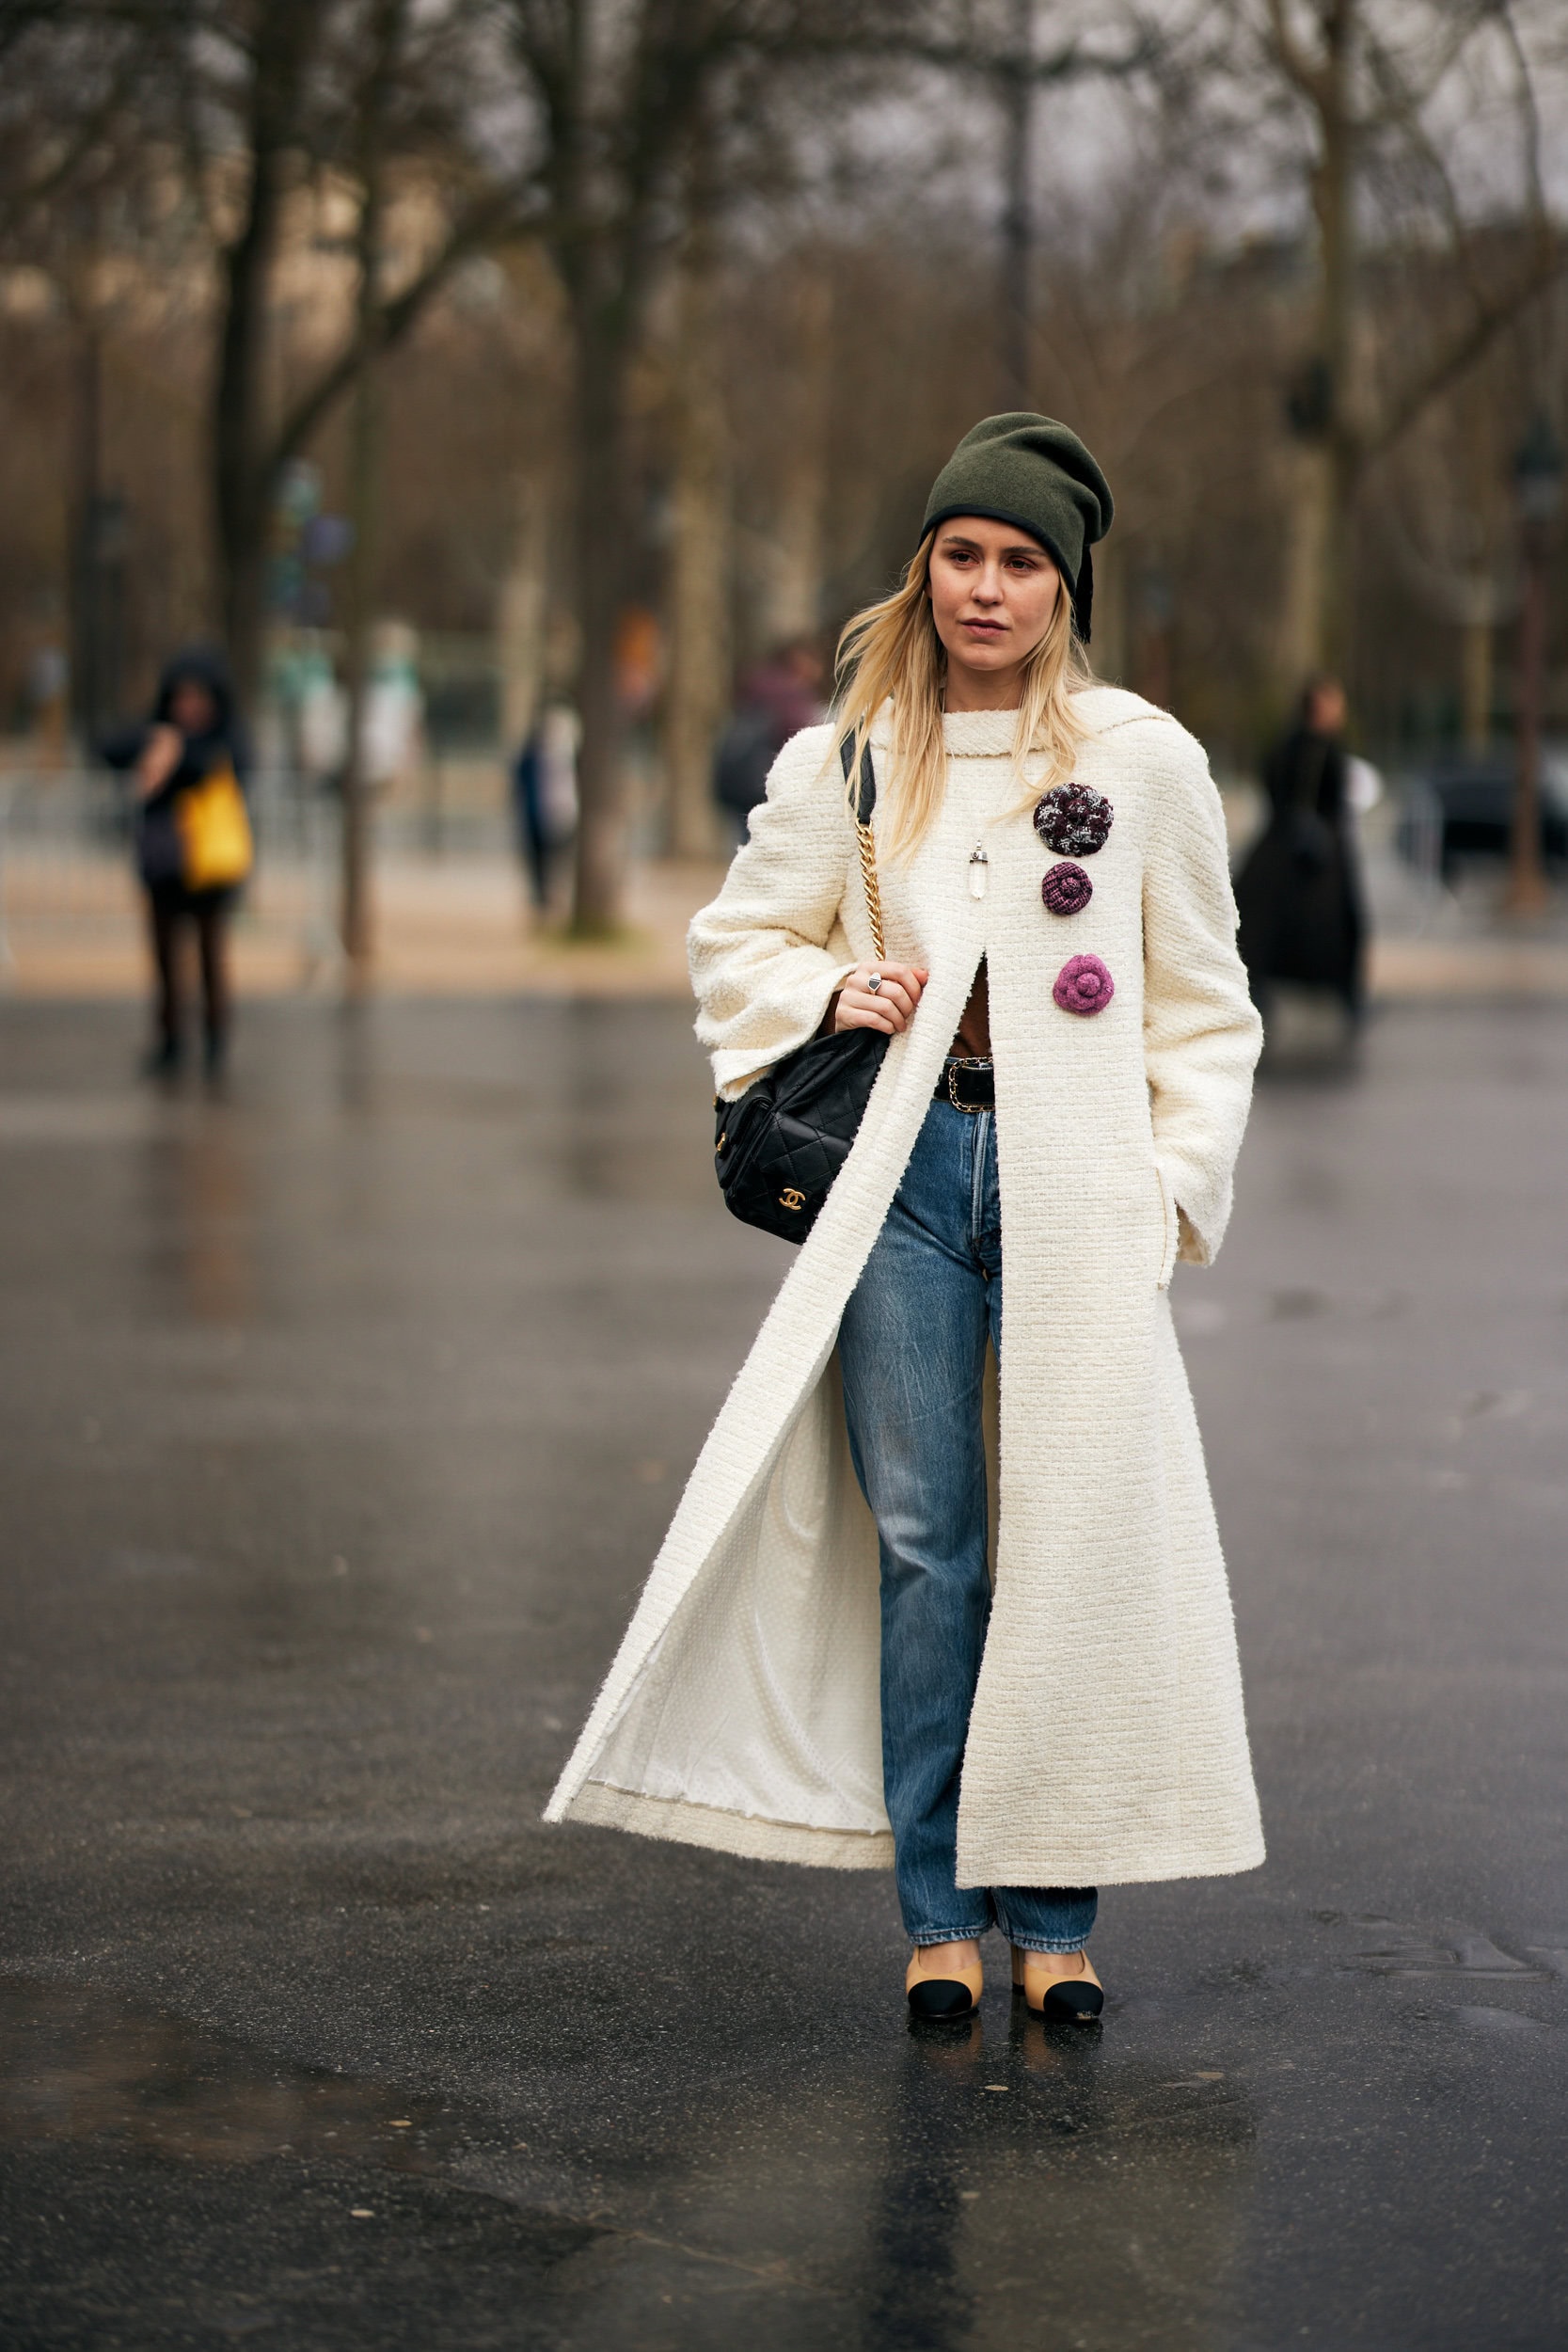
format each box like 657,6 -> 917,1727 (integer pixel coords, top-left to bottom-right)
945,1057 -> 991,1113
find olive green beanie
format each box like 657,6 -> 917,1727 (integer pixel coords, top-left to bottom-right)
922,412 -> 1114,641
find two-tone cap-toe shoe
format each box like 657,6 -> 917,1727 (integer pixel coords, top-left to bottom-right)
906,1944 -> 985,2022
1010,1947 -> 1104,2022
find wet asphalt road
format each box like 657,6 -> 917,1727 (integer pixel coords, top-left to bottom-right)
1,993 -> 1566,2352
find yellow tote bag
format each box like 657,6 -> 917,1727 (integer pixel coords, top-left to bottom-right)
176,760 -> 254,891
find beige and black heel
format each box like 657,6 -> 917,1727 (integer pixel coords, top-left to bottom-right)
906,1943 -> 984,2022
1010,1946 -> 1104,2023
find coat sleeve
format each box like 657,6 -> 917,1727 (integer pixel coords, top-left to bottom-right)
1139,722 -> 1263,1265
689,723 -> 860,1101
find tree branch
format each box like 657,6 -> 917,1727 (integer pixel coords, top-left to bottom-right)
1261,0 -> 1327,105
1360,21 -> 1488,313
1364,238 -> 1568,464
1495,0 -> 1549,259
755,24 -> 1154,82
0,53 -> 143,225
271,177 -> 544,469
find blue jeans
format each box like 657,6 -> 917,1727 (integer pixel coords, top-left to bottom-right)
838,1098 -> 1098,1955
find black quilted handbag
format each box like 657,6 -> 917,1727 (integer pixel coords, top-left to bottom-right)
713,736 -> 886,1243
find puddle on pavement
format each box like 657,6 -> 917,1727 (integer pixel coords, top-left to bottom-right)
694,2013 -> 1258,2352
1343,1917 -> 1552,1980
0,1977 -> 457,2172
1451,2005 -> 1555,2036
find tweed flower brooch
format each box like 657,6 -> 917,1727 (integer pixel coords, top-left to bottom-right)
1053,953 -> 1115,1016
1041,859 -> 1092,915
1034,782 -> 1116,1014
1034,781 -> 1113,859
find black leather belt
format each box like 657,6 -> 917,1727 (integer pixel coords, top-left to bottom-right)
936,1057 -> 994,1111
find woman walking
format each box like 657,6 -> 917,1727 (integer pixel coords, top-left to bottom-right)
546,415 -> 1265,2023
103,646 -> 251,1077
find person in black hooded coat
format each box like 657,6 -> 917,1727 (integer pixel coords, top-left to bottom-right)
101,645 -> 250,1074
1235,675 -> 1365,1024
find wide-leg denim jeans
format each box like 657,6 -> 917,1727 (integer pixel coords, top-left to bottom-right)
837,1096 -> 1098,1954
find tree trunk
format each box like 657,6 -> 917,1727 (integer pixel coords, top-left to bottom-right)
1505,530 -> 1550,915
663,233 -> 730,859
998,0 -> 1035,408
568,304 -> 632,936
497,472 -> 551,756
1278,440 -> 1332,680
1461,607 -> 1493,753
337,0 -> 404,983
1089,529 -> 1127,685
212,0 -> 316,724
1310,0 -> 1356,678
339,360 -> 381,977
69,321 -> 125,746
765,268 -> 832,645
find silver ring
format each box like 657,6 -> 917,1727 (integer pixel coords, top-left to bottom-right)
866,971 -> 882,994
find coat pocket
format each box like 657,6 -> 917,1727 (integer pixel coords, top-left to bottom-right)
1153,1162 -> 1180,1291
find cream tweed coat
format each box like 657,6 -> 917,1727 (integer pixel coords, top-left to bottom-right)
546,688 -> 1266,1887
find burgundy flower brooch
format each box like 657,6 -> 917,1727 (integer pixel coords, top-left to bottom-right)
1034,782 -> 1116,1014
1034,781 -> 1114,859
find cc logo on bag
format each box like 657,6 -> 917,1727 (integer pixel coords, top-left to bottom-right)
779,1188 -> 806,1212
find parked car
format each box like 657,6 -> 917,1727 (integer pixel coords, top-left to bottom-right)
1396,745 -> 1568,882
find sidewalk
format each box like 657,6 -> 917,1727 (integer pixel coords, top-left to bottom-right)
4,833 -> 1568,1000
0,850 -> 728,1000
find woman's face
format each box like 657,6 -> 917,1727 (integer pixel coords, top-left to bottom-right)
927,517 -> 1062,684
169,678 -> 219,736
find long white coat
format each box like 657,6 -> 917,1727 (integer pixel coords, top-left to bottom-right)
546,690 -> 1266,1887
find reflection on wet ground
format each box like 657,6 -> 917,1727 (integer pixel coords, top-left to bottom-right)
4,1001 -> 1568,2347
1,1970 -> 1257,2350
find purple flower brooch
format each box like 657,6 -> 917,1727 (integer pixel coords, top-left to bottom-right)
1041,860 -> 1092,916
1034,782 -> 1114,859
1053,953 -> 1115,1017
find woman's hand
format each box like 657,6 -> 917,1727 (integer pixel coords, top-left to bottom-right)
832,961 -> 929,1036
134,724 -> 183,801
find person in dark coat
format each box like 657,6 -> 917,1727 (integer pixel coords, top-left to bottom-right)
512,728 -> 552,911
1235,674 -> 1365,1024
101,645 -> 250,1075
510,703 -> 578,914
711,639 -> 827,845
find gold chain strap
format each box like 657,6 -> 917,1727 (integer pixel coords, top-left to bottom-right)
855,818 -> 885,962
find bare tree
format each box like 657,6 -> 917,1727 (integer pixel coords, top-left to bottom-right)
662,158 -> 732,860
1247,0 -> 1566,676
209,0 -> 322,721
500,0 -> 752,932
336,0 -> 410,978
197,0 -> 544,723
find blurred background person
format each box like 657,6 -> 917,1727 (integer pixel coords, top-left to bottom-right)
360,620 -> 426,798
711,637 -> 828,847
101,646 -> 252,1078
511,700 -> 580,915
1236,674 -> 1367,1030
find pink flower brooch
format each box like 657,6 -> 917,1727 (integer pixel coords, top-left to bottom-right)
1053,953 -> 1115,1017
1041,860 -> 1092,915
1034,782 -> 1114,858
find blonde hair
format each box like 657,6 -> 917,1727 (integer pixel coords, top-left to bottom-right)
832,533 -> 1094,860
